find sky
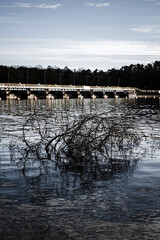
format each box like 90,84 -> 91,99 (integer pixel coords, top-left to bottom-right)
0,0 -> 160,71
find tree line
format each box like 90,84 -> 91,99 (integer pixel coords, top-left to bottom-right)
0,61 -> 160,89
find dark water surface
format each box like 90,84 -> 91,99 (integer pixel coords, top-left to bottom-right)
0,98 -> 160,240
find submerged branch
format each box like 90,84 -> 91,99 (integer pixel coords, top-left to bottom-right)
9,109 -> 146,178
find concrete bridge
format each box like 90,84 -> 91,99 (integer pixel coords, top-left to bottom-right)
0,83 -> 150,100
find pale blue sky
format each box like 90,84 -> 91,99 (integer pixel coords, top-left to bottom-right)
0,0 -> 160,70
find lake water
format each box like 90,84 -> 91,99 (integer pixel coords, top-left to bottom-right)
0,98 -> 160,240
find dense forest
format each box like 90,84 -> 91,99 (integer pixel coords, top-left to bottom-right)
0,61 -> 160,89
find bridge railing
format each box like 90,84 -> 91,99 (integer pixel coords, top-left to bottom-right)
0,83 -> 136,92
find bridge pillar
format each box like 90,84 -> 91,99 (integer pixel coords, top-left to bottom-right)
124,91 -> 128,99
114,91 -> 118,99
103,93 -> 108,99
27,91 -> 37,100
78,92 -> 83,99
46,94 -> 54,100
128,91 -> 137,98
6,90 -> 19,100
46,91 -> 54,99
63,92 -> 69,99
28,94 -> 37,100
91,93 -> 96,99
103,92 -> 108,99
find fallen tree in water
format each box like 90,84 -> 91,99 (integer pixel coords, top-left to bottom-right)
9,109 -> 144,177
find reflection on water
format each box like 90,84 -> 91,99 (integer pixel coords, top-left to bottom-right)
0,98 -> 160,240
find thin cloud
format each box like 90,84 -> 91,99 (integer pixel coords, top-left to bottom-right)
1,38 -> 160,56
0,16 -> 17,24
0,16 -> 29,24
15,2 -> 61,9
0,38 -> 160,69
15,3 -> 32,8
36,3 -> 61,9
0,2 -> 61,9
130,25 -> 160,33
155,1 -> 160,5
85,2 -> 110,7
145,0 -> 160,6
